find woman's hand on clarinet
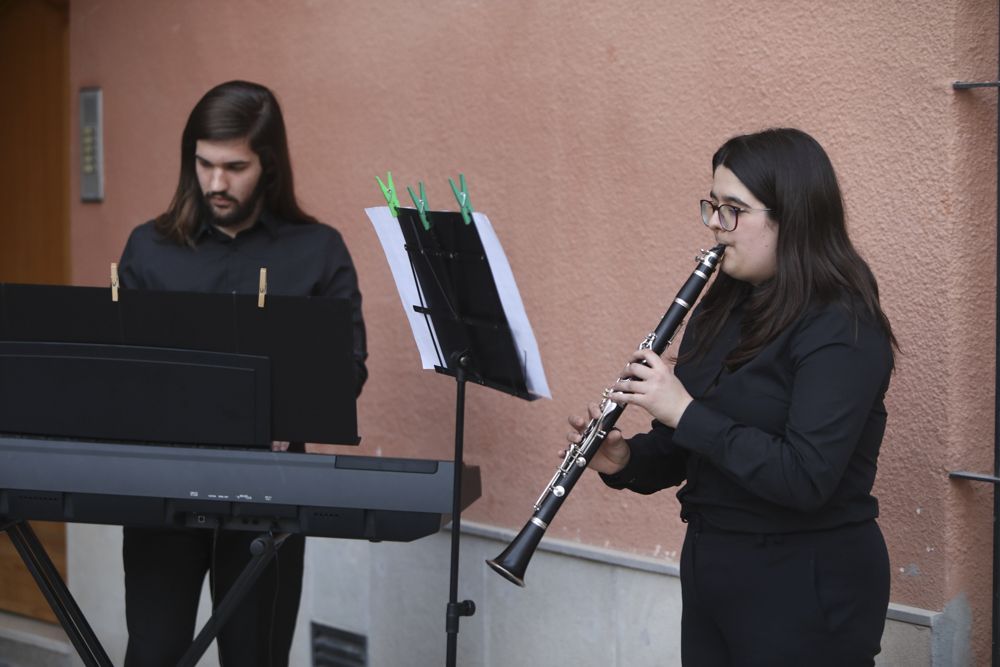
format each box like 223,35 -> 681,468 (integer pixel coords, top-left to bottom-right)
564,403 -> 630,475
609,350 -> 693,428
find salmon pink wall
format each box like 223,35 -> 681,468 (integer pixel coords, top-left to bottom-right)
68,0 -> 998,660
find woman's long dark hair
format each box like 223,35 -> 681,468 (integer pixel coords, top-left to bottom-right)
156,80 -> 317,245
687,128 -> 897,367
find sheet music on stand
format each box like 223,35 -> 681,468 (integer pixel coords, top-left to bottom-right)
366,205 -> 550,400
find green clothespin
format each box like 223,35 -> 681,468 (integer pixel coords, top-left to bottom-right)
448,173 -> 473,224
376,171 -> 400,218
406,182 -> 431,230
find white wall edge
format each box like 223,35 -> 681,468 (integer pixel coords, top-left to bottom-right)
457,520 -> 938,628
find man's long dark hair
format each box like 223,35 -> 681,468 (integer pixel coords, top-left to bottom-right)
687,128 -> 897,368
156,80 -> 317,244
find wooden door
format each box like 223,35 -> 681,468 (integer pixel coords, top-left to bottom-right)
0,0 -> 70,624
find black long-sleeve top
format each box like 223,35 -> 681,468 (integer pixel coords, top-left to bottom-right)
601,294 -> 893,533
118,211 -> 368,390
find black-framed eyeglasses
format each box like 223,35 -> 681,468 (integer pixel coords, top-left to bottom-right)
700,199 -> 772,232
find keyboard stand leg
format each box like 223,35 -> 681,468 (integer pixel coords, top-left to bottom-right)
175,531 -> 289,667
0,519 -> 113,667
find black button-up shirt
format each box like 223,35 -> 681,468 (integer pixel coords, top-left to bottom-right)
118,211 -> 368,390
602,295 -> 892,534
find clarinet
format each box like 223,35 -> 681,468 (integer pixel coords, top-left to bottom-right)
486,244 -> 725,586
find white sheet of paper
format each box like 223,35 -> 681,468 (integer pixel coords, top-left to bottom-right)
366,206 -> 551,399
366,206 -> 442,370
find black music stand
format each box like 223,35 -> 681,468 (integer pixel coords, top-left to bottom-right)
386,207 -> 540,667
0,283 -> 358,667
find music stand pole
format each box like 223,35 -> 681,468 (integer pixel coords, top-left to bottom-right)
445,352 -> 475,667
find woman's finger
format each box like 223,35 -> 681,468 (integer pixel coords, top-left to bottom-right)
609,390 -> 630,405
624,362 -> 654,381
634,349 -> 664,369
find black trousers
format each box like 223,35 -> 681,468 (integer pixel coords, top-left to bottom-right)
680,518 -> 890,667
122,526 -> 305,667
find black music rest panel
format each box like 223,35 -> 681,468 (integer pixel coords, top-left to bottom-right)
0,436 -> 481,543
394,208 -> 532,399
0,342 -> 270,447
0,283 -> 358,446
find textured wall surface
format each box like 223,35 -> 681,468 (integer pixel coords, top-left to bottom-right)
66,0 -> 997,661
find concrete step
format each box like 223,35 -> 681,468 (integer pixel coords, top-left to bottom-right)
0,612 -> 75,667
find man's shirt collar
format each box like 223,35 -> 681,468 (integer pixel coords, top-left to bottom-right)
193,209 -> 280,243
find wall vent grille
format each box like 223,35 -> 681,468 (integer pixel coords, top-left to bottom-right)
311,622 -> 367,667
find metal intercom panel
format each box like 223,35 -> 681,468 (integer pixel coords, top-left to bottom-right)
80,87 -> 103,202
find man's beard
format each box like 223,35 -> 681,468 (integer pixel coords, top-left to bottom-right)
202,184 -> 263,228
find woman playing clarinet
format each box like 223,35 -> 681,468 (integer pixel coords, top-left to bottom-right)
572,127 -> 897,667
